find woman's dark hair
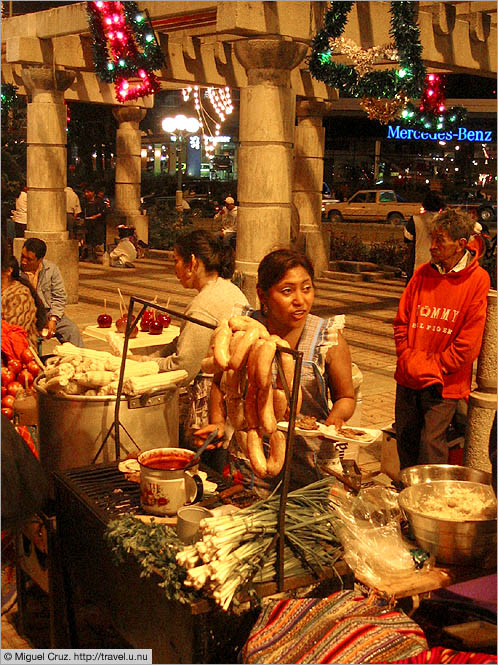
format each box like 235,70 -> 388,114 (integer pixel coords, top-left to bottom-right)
1,239 -> 47,331
13,256 -> 48,331
423,190 -> 445,212
174,230 -> 235,279
257,249 -> 315,292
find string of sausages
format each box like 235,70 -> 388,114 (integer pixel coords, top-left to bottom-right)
201,316 -> 302,479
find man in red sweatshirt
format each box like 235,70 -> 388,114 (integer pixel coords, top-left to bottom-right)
393,208 -> 490,469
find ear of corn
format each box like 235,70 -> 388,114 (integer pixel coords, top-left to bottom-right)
123,370 -> 188,395
112,360 -> 160,379
54,343 -> 114,360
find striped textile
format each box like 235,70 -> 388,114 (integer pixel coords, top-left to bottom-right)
393,646 -> 497,664
242,590 -> 428,664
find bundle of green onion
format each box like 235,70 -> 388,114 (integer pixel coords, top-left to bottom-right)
176,477 -> 343,611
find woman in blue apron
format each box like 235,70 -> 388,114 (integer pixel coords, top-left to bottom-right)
197,249 -> 357,497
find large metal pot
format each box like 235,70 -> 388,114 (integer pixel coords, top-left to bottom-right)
400,464 -> 492,488
35,377 -> 179,475
398,480 -> 497,565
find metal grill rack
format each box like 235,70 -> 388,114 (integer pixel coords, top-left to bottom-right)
97,295 -> 304,592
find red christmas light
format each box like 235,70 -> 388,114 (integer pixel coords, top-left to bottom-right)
419,73 -> 446,114
89,0 -> 161,102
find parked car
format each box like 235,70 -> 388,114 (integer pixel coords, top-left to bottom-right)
185,196 -> 220,218
322,189 -> 422,225
446,190 -> 497,226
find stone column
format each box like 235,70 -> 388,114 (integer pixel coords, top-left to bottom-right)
464,289 -> 497,471
293,100 -> 333,276
111,106 -> 148,245
234,37 -> 308,306
15,65 -> 79,303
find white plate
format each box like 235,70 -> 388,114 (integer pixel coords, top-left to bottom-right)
277,421 -> 327,438
319,425 -> 382,445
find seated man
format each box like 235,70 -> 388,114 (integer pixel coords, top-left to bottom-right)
20,237 -> 83,347
214,196 -> 237,248
110,225 -> 137,268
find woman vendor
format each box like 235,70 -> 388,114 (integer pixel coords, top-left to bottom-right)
195,249 -> 356,496
1,240 -> 46,344
134,230 -> 248,449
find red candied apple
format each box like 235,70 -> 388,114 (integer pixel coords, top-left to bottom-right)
148,319 -> 163,335
115,316 -> 127,333
140,310 -> 154,332
17,369 -> 34,387
1,386 -> 6,398
156,313 -> 171,329
1,367 -> 15,387
97,313 -> 112,328
1,407 -> 13,419
115,316 -> 138,338
20,348 -> 34,365
7,381 -> 24,397
7,359 -> 22,375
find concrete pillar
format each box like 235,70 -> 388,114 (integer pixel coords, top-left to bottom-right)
14,65 -> 79,303
464,289 -> 497,472
293,100 -> 333,276
111,106 -> 148,244
234,37 -> 308,306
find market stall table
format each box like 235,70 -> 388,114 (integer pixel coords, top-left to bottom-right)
51,463 -> 496,663
83,323 -> 180,354
51,463 -> 351,663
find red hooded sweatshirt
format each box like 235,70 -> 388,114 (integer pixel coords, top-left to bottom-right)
393,255 -> 490,399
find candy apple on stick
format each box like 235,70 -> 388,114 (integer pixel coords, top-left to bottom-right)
115,290 -> 138,337
97,298 -> 112,328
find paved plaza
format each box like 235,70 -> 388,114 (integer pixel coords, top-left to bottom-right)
49,251 -> 404,431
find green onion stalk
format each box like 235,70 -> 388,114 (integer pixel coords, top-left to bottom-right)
176,477 -> 343,611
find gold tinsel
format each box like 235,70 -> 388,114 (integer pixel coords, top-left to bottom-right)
360,94 -> 409,124
329,37 -> 399,77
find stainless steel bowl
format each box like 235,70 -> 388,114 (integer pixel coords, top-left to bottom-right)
398,480 -> 497,565
400,464 -> 492,488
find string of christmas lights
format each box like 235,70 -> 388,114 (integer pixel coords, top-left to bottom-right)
400,73 -> 467,131
86,1 -> 163,102
182,85 -> 233,159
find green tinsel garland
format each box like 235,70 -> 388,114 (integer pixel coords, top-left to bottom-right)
1,83 -> 18,114
400,101 -> 468,131
86,1 -> 163,84
309,1 -> 426,99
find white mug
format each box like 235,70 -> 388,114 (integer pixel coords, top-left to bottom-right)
138,447 -> 203,516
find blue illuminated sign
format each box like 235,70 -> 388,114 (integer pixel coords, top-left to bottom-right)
387,125 -> 494,142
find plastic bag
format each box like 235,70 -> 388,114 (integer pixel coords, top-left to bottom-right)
330,486 -> 432,588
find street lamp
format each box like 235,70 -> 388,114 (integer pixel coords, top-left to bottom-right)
162,114 -> 200,213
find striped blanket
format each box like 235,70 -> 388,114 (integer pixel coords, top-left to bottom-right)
242,590 -> 428,664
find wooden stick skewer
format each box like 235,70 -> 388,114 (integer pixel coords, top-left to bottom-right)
117,288 -> 125,318
28,344 -> 45,369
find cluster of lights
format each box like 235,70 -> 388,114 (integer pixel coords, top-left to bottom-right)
182,85 -> 233,160
400,73 -> 467,131
1,83 -> 18,115
87,1 -> 162,102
